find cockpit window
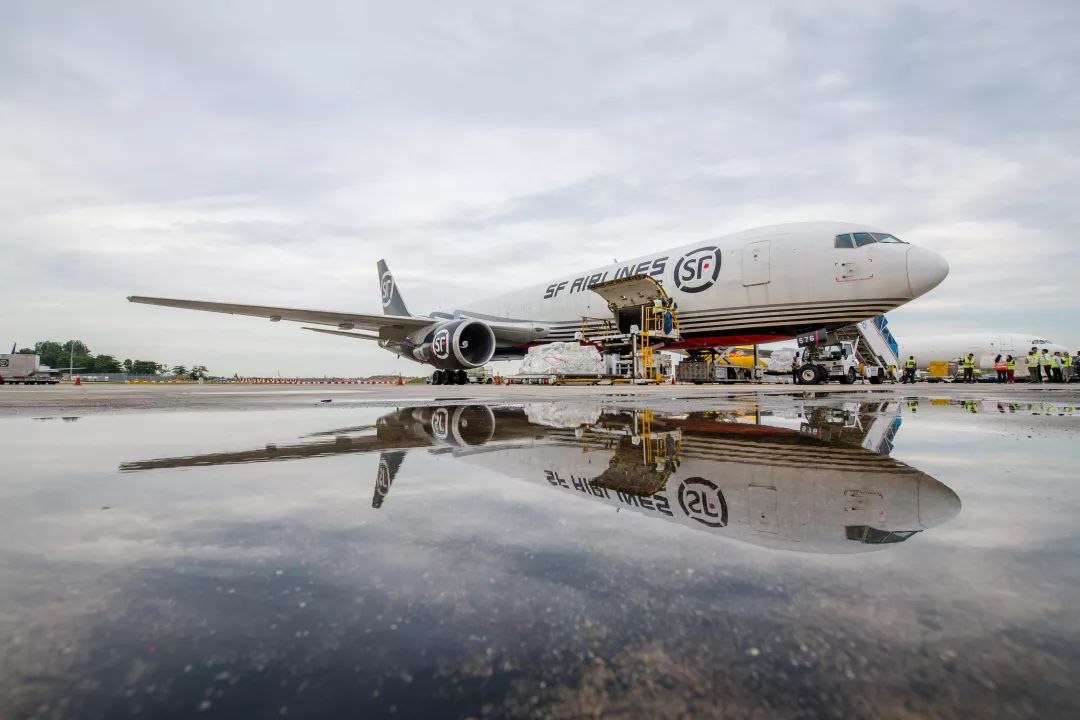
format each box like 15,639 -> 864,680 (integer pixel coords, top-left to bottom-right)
871,232 -> 907,244
853,232 -> 876,247
834,233 -> 854,248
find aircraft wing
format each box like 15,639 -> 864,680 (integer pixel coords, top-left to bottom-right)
127,296 -> 434,334
302,327 -> 381,340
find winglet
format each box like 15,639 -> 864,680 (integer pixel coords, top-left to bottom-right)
376,260 -> 411,317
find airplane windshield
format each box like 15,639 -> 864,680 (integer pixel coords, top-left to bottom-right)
835,232 -> 907,248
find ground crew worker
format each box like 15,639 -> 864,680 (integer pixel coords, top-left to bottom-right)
1042,349 -> 1054,382
1051,352 -> 1064,383
904,355 -> 917,384
1005,355 -> 1016,383
1027,348 -> 1041,383
791,352 -> 800,385
1063,352 -> 1074,383
963,353 -> 976,383
994,354 -> 1006,383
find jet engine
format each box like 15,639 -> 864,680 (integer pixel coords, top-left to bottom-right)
400,405 -> 497,447
412,319 -> 496,370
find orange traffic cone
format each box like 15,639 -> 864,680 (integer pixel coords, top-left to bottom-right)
74,375 -> 81,386
396,375 -> 403,386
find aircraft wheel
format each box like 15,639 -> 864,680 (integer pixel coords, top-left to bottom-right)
456,370 -> 468,384
798,364 -> 820,385
432,370 -> 444,385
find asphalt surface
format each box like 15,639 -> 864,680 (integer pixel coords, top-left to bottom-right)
3,380 -> 1080,415
2,384 -> 1079,719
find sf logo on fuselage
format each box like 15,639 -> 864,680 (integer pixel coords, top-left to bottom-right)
432,328 -> 451,360
673,246 -> 721,293
380,271 -> 395,308
677,477 -> 728,527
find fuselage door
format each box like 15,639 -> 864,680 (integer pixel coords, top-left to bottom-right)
742,240 -> 771,286
748,484 -> 779,534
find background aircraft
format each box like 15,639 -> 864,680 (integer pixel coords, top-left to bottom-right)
898,333 -> 1068,377
130,221 -> 948,383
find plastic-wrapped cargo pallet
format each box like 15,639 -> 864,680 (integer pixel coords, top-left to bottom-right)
519,342 -> 603,376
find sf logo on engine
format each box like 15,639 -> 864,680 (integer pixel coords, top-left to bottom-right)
677,477 -> 728,527
432,328 -> 451,360
431,408 -> 449,440
380,271 -> 395,308
673,246 -> 721,293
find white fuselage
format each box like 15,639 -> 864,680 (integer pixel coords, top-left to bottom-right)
898,333 -> 1068,375
439,221 -> 948,350
450,423 -> 959,554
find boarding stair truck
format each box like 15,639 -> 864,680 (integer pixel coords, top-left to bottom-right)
794,315 -> 900,385
0,354 -> 60,385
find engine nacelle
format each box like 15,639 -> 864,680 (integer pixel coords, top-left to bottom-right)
407,405 -> 496,447
412,319 -> 496,370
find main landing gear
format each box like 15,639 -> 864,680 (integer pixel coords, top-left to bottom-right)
431,369 -> 469,385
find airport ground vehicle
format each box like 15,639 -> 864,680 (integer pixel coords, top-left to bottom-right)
793,318 -> 897,385
796,341 -> 870,385
0,354 -> 60,385
465,367 -> 494,384
676,351 -> 761,384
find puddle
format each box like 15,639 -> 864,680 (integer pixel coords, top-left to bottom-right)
1,398 -> 1078,718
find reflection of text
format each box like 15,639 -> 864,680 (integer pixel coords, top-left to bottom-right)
544,470 -> 673,516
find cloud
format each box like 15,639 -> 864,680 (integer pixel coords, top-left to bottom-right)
2,1 -> 1079,374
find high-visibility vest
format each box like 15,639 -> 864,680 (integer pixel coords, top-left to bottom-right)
1063,355 -> 1073,368
1006,359 -> 1016,370
1051,355 -> 1061,368
994,360 -> 1006,371
905,358 -> 916,369
964,356 -> 975,369
1026,353 -> 1039,367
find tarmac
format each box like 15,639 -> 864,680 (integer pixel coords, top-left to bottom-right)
3,379 -> 1080,415
3,380 -> 1080,718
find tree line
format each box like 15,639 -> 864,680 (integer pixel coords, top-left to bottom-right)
13,340 -> 210,379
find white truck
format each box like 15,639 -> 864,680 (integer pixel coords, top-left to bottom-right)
794,339 -> 889,385
0,354 -> 60,385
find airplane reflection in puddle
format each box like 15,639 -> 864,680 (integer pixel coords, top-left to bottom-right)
120,403 -> 960,554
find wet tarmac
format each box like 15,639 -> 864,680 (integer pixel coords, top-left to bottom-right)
2,388 -> 1079,718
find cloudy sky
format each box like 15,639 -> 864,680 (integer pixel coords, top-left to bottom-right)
2,1 -> 1078,376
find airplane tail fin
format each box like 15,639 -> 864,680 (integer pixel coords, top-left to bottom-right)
377,260 -> 412,317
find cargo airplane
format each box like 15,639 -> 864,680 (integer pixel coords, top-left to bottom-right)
129,222 -> 949,384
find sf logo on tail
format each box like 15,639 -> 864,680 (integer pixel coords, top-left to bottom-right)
380,271 -> 395,308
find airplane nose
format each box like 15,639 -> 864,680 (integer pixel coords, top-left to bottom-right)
918,478 -> 962,529
906,246 -> 950,298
